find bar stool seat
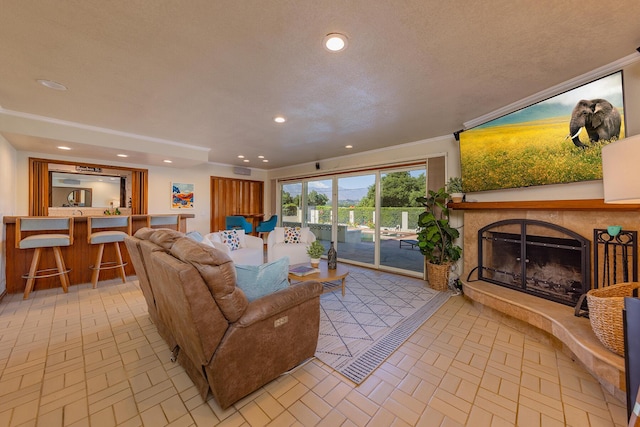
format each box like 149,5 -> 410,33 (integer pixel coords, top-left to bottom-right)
88,216 -> 131,288
148,214 -> 180,231
16,217 -> 73,299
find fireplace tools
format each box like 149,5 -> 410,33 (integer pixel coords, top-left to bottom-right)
575,229 -> 638,317
593,228 -> 638,289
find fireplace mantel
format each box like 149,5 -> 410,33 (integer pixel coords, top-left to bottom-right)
450,199 -> 640,211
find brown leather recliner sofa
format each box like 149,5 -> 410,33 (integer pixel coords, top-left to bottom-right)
124,228 -> 323,409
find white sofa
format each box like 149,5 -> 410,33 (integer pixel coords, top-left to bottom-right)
267,227 -> 316,265
203,230 -> 264,265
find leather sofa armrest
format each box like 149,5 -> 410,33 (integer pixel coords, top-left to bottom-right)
234,281 -> 323,328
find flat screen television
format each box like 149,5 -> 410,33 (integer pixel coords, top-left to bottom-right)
459,71 -> 625,193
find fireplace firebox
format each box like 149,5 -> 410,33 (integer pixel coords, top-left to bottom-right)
478,219 -> 590,306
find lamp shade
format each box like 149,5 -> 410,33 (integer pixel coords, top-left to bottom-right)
602,133 -> 640,203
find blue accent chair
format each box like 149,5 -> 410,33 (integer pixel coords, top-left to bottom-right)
225,216 -> 253,234
256,215 -> 277,237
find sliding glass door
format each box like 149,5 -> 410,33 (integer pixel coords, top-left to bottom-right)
378,168 -> 426,273
337,174 -> 376,265
278,159 -> 441,277
305,179 -> 333,250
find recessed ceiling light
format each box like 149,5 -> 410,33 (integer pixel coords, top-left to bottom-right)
323,33 -> 348,52
57,146 -> 71,150
274,116 -> 286,124
37,79 -> 68,91
238,155 -> 245,158
243,159 -> 250,163
258,155 -> 264,159
163,159 -> 172,163
117,154 -> 128,158
263,159 -> 269,163
345,145 -> 353,149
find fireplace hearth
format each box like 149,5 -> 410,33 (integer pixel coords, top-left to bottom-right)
478,219 -> 590,306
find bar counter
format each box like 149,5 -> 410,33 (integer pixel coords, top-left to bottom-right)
3,214 -> 193,294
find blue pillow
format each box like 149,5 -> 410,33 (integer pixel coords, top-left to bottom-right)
186,231 -> 204,243
235,257 -> 289,302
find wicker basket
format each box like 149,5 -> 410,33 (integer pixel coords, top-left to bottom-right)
426,262 -> 451,292
586,282 -> 640,356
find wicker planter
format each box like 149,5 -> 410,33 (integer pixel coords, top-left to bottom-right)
426,262 -> 451,292
586,282 -> 640,356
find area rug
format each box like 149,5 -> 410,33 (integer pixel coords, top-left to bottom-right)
315,268 -> 450,384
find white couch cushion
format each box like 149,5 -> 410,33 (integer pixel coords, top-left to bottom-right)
267,227 -> 316,265
203,231 -> 264,266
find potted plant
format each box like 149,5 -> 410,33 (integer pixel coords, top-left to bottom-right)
416,187 -> 462,291
446,177 -> 464,203
306,240 -> 325,267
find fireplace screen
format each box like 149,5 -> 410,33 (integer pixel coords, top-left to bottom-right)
478,219 -> 590,306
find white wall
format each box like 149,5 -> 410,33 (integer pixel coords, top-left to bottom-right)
0,135 -> 18,294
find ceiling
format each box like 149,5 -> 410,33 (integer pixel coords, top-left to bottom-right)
1,1 -> 639,170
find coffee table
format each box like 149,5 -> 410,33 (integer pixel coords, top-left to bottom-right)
288,260 -> 349,296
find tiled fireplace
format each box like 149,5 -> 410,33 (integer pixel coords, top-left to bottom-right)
455,199 -> 640,400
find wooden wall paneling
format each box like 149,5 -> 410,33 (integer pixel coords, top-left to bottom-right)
210,176 -> 264,233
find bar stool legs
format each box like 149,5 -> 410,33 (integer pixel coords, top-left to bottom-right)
90,242 -> 127,288
22,247 -> 71,299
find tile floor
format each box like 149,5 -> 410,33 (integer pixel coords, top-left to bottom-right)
0,270 -> 628,426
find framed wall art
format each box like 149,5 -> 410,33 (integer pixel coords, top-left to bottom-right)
171,182 -> 194,209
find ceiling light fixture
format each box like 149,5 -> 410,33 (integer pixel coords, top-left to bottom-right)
345,145 -> 353,149
263,159 -> 269,163
258,155 -> 264,159
274,116 -> 286,124
238,155 -> 245,158
57,146 -> 71,150
37,79 -> 68,91
243,159 -> 250,163
163,159 -> 172,163
117,154 -> 128,158
323,33 -> 348,52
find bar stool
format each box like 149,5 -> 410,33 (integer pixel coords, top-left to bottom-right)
16,217 -> 74,299
88,216 -> 131,288
148,214 -> 180,231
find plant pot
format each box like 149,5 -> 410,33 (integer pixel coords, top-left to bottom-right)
426,262 -> 451,292
310,258 -> 320,268
450,193 -> 464,203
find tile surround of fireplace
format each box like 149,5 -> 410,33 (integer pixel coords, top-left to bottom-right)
454,199 -> 640,399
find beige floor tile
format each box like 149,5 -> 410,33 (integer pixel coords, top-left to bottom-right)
0,275 -> 627,426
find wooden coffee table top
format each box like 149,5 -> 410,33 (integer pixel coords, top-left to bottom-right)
288,260 -> 349,296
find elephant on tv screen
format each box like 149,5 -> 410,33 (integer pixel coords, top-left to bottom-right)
569,98 -> 621,148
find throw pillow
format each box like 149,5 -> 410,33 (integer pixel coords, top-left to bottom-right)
186,230 -> 204,242
284,227 -> 302,244
220,230 -> 241,251
235,257 -> 290,302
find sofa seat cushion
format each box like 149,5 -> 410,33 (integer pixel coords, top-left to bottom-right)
235,257 -> 290,302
